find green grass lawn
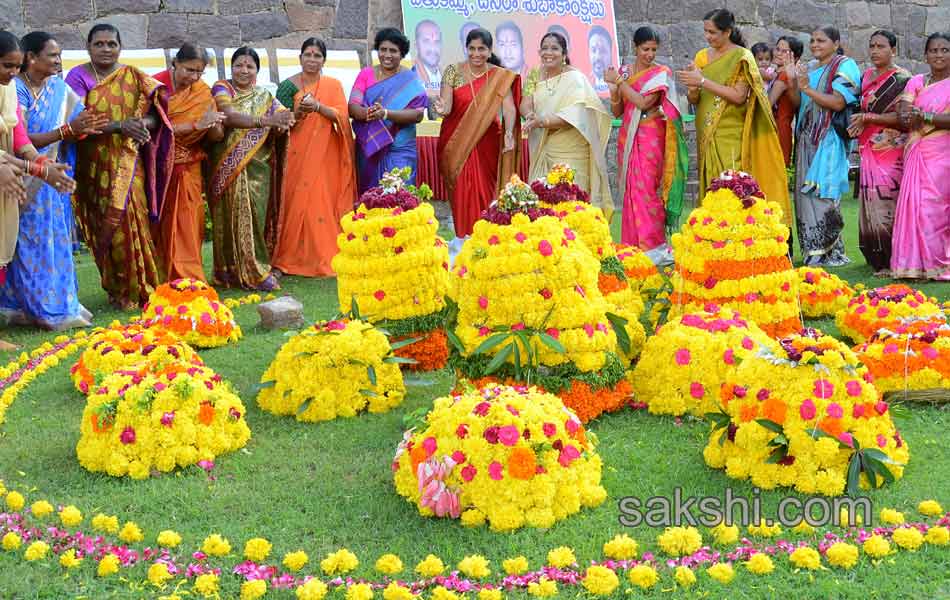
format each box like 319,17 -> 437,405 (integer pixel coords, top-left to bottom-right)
0,196 -> 948,599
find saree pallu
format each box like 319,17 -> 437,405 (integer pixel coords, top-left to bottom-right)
891,75 -> 950,281
695,48 -> 790,226
856,67 -> 910,272
272,76 -> 356,277
437,66 -> 520,238
156,73 -> 215,282
0,77 -> 85,326
616,64 -> 688,249
209,81 -> 283,290
350,67 -> 428,194
527,69 -> 613,215
795,56 -> 860,265
73,66 -> 173,307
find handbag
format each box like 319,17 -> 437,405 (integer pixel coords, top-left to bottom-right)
831,100 -> 859,142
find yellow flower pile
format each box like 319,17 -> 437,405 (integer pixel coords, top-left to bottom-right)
632,306 -> 776,416
835,284 -> 943,344
796,267 -> 853,317
614,243 -> 665,301
76,362 -> 250,479
854,317 -> 950,395
703,330 -> 909,496
141,278 -> 242,348
392,386 -> 606,532
257,320 -> 405,422
70,322 -> 201,395
669,171 -> 801,338
1,334 -> 88,426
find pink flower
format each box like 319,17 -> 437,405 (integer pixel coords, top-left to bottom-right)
746,215 -> 756,225
228,407 -> 241,421
584,323 -> 595,338
704,277 -> 718,290
558,444 -> 581,467
325,320 -> 346,331
855,304 -> 867,314
511,323 -> 525,331
826,403 -> 843,418
394,246 -> 404,254
922,346 -> 939,360
177,305 -> 188,314
488,235 -> 500,245
781,282 -> 791,292
883,343 -> 899,354
120,427 -> 136,445
506,404 -> 520,416
422,436 -> 437,456
837,432 -> 854,448
514,232 -> 527,243
154,382 -> 167,392
689,382 -> 705,399
200,312 -> 212,325
161,411 -> 175,427
756,388 -> 770,401
563,228 -> 576,241
478,296 -> 488,309
702,217 -> 713,225
497,425 -> 520,446
876,434 -> 887,448
813,379 -> 835,399
543,422 -> 557,437
675,349 -> 691,366
875,401 -> 888,415
473,402 -> 490,416
723,348 -> 735,365
154,305 -> 164,315
373,290 -> 386,301
198,460 -> 215,472
741,337 -> 755,350
712,241 -> 726,249
877,307 -> 890,318
565,418 -> 580,435
483,426 -> 500,444
456,424 -> 469,438
461,464 -> 477,481
852,404 -> 865,418
800,399 -> 816,420
804,272 -> 816,284
451,450 -> 466,464
545,327 -> 560,339
478,326 -> 491,337
742,238 -> 754,247
488,461 -> 504,480
381,227 -> 397,238
539,288 -> 553,299
575,285 -> 586,297
538,239 -> 553,256
846,380 -> 863,397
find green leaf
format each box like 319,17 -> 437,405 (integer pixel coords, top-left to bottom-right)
718,428 -> 729,447
756,419 -> 785,435
862,448 -> 904,466
367,365 -> 377,386
296,398 -> 312,416
383,356 -> 418,365
359,388 -> 379,397
606,312 -> 631,355
865,456 -> 895,486
537,332 -> 566,354
350,296 -> 361,320
445,328 -> 465,354
253,380 -> 276,393
765,445 -> 788,464
389,336 -> 423,351
846,453 -> 862,496
484,344 -> 513,375
512,330 -> 534,368
512,341 -> 522,380
472,332 -> 512,356
861,454 -> 878,490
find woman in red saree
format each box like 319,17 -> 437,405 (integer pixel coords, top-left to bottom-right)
433,28 -> 519,242
153,44 -> 225,281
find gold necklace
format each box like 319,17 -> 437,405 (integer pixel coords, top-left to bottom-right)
542,65 -> 563,95
466,63 -> 488,108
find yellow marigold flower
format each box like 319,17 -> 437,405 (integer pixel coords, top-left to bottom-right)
296,578 -> 329,600
839,508 -> 862,527
119,521 -> 144,543
792,520 -> 816,535
157,530 -> 182,548
893,526 -> 924,551
789,546 -> 822,570
148,562 -> 173,586
461,509 -> 486,528
918,500 -> 943,517
2,532 -> 21,551
244,537 -> 272,562
321,548 -> 359,575
30,500 -> 53,519
59,549 -> 82,569
582,565 -> 619,596
627,564 -> 658,589
240,579 -> 267,600
826,542 -> 859,569
458,554 -> 491,579
863,534 -> 891,558
92,513 -> 119,534
382,582 -> 415,600
546,546 -> 576,568
375,553 -> 403,575
284,550 -> 309,572
194,573 -> 220,597
24,541 -> 50,561
880,508 -> 905,525
747,519 -> 782,538
59,505 -> 83,527
674,565 -> 696,587
97,553 -> 121,576
744,553 -> 774,575
415,554 -> 445,577
602,533 -> 638,559
657,526 -> 703,557
503,556 -> 529,575
345,582 -> 374,600
202,533 -> 232,557
430,587 -> 460,600
477,589 -> 503,600
926,526 -> 950,546
527,576 -> 558,597
5,490 -> 25,511
706,562 -> 735,584
711,522 -> 739,546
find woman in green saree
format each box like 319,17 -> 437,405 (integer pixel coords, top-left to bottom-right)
209,47 -> 293,290
676,9 -> 791,230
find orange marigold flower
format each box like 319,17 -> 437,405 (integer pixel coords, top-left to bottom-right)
739,404 -> 758,423
507,447 -> 537,480
198,402 -> 215,425
761,398 -> 787,424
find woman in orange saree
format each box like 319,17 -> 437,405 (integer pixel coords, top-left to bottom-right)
72,30 -> 173,309
433,28 -> 519,243
272,37 -> 356,278
153,44 -> 225,282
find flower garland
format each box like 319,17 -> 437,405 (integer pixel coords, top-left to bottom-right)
256,320 -> 406,422
70,322 -> 201,395
141,278 -> 242,348
703,329 -> 909,496
796,267 -> 853,318
392,386 -> 607,531
669,171 -> 801,339
333,168 -> 450,371
854,317 -> 950,397
835,284 -> 943,344
631,306 -> 777,417
614,243 -> 665,302
76,361 -> 250,479
0,334 -> 89,426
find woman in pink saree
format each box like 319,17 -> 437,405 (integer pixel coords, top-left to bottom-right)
891,33 -> 950,281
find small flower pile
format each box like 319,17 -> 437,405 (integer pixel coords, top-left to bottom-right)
256,319 -> 405,422
796,267 -> 853,318
70,322 -> 201,395
835,284 -> 943,344
392,386 -> 606,531
1,334 -> 89,426
141,278 -> 242,348
614,243 -> 665,302
632,306 -> 776,416
332,168 -> 450,371
76,361 -> 250,479
703,329 -> 910,496
669,170 -> 801,338
855,317 -> 950,396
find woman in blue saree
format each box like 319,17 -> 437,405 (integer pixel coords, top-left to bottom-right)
348,28 -> 427,193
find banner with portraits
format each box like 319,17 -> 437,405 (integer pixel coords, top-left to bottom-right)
402,0 -> 620,98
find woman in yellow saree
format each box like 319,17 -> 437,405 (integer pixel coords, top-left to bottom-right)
677,9 -> 790,230
521,31 -> 612,214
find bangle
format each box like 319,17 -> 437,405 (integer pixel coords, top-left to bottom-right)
256,116 -> 264,128
924,112 -> 935,125
383,108 -> 389,120
699,76 -> 705,89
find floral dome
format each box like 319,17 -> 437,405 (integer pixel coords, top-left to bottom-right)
835,284 -> 943,344
141,279 -> 241,348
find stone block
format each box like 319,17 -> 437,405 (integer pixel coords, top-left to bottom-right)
305,0 -> 338,6
78,14 -> 149,49
742,26 -> 771,48
163,0 -> 213,13
148,13 -> 189,48
257,296 -> 306,330
926,6 -> 950,35
848,28 -> 876,61
24,0 -> 93,28
333,0 -> 369,39
287,3 -> 334,32
616,0 -> 650,22
188,14 -> 242,47
727,0 -> 759,24
219,0 -> 284,16
867,3 -> 891,29
96,0 -> 160,16
369,0 -> 404,31
240,12 -> 291,42
756,0 -> 776,26
0,0 -> 23,31
907,0 -> 937,6
907,34 -> 927,61
774,0 -> 826,32
669,20 -> 707,65
845,1 -> 871,29
48,27 -> 86,51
